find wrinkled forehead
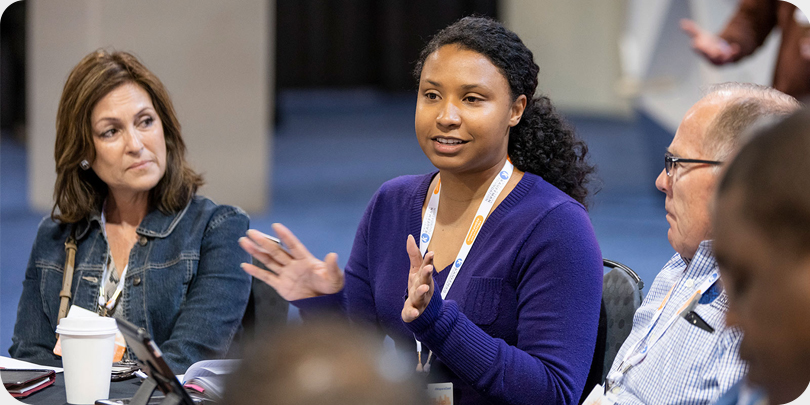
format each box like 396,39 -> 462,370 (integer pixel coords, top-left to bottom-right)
670,98 -> 725,156
90,82 -> 154,122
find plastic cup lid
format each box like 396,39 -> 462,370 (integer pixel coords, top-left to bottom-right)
56,317 -> 119,336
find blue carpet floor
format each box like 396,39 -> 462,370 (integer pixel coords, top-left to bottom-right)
0,89 -> 675,356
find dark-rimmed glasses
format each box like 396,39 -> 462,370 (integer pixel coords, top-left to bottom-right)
664,152 -> 723,176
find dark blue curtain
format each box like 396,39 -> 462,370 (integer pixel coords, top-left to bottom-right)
276,0 -> 498,91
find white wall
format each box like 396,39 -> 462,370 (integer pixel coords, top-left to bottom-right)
501,0 -> 632,117
27,0 -> 272,213
621,0 -> 779,132
501,0 -> 782,131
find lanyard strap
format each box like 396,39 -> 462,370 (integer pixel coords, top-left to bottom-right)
98,203 -> 129,314
98,258 -> 128,312
608,270 -> 719,383
419,160 -> 514,299
414,160 -> 513,372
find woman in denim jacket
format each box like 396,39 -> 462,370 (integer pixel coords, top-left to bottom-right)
9,50 -> 252,372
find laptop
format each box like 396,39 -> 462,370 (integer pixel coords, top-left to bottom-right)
95,319 -> 212,405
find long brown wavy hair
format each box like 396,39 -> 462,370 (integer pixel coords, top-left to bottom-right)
52,50 -> 204,223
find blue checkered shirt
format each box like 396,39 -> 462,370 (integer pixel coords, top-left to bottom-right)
607,240 -> 748,404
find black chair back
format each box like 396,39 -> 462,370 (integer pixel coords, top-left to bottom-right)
601,259 -> 643,380
579,259 -> 643,404
228,259 -> 290,357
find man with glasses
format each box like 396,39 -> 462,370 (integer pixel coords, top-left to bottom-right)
601,83 -> 800,405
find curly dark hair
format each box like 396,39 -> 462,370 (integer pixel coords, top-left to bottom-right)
414,16 -> 594,207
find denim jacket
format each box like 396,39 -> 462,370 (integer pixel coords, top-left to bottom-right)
9,196 -> 252,372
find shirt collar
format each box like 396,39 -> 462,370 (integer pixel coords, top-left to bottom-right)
74,199 -> 191,240
679,239 -> 717,277
679,240 -> 714,265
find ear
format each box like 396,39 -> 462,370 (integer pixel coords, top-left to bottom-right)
509,95 -> 527,127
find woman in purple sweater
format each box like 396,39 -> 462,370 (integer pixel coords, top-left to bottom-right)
240,17 -> 603,405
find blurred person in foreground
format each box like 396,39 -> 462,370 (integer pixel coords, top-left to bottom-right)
241,16 -> 603,405
713,109 -> 810,405
681,1 -> 810,100
9,50 -> 251,371
222,320 -> 426,405
600,83 -> 800,405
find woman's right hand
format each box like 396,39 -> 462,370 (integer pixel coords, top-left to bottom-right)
239,223 -> 344,301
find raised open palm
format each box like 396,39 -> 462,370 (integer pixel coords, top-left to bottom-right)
239,223 -> 344,300
402,235 -> 435,323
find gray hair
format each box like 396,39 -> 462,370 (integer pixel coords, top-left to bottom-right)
701,82 -> 801,163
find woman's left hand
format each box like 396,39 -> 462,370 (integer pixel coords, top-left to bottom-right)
402,235 -> 435,323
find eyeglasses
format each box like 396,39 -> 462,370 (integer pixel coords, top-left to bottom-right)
664,152 -> 723,176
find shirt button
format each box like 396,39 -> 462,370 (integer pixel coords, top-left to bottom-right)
133,276 -> 142,286
685,279 -> 695,289
138,236 -> 148,246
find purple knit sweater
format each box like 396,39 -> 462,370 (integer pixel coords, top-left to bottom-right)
298,172 -> 602,404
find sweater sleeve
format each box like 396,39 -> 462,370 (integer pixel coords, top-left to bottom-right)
719,0 -> 779,61
405,202 -> 603,405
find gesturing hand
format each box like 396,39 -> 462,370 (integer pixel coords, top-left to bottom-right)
239,223 -> 344,301
402,235 -> 435,323
680,19 -> 740,65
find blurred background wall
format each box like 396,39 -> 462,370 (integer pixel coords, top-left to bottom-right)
26,0 -> 271,213
620,0 -> 779,131
1,0 -> 781,360
502,0 -> 631,116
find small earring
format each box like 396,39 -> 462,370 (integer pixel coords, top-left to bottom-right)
80,160 -> 90,170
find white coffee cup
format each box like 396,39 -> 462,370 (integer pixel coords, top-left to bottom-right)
56,317 -> 119,404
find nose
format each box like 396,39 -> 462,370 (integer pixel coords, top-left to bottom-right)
436,100 -> 461,130
124,128 -> 144,155
655,168 -> 670,194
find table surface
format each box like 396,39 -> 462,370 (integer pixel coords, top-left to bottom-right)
17,373 -> 144,405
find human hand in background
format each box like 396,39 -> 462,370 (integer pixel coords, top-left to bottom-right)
239,223 -> 344,300
681,19 -> 740,65
402,235 -> 435,323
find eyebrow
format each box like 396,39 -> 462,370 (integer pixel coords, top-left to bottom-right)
423,80 -> 488,92
460,83 -> 488,91
94,107 -> 154,126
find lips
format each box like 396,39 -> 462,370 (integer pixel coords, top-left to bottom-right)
664,203 -> 674,219
431,136 -> 468,154
128,160 -> 153,170
433,137 -> 466,145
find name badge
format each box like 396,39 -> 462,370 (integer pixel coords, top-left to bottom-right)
427,382 -> 453,405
